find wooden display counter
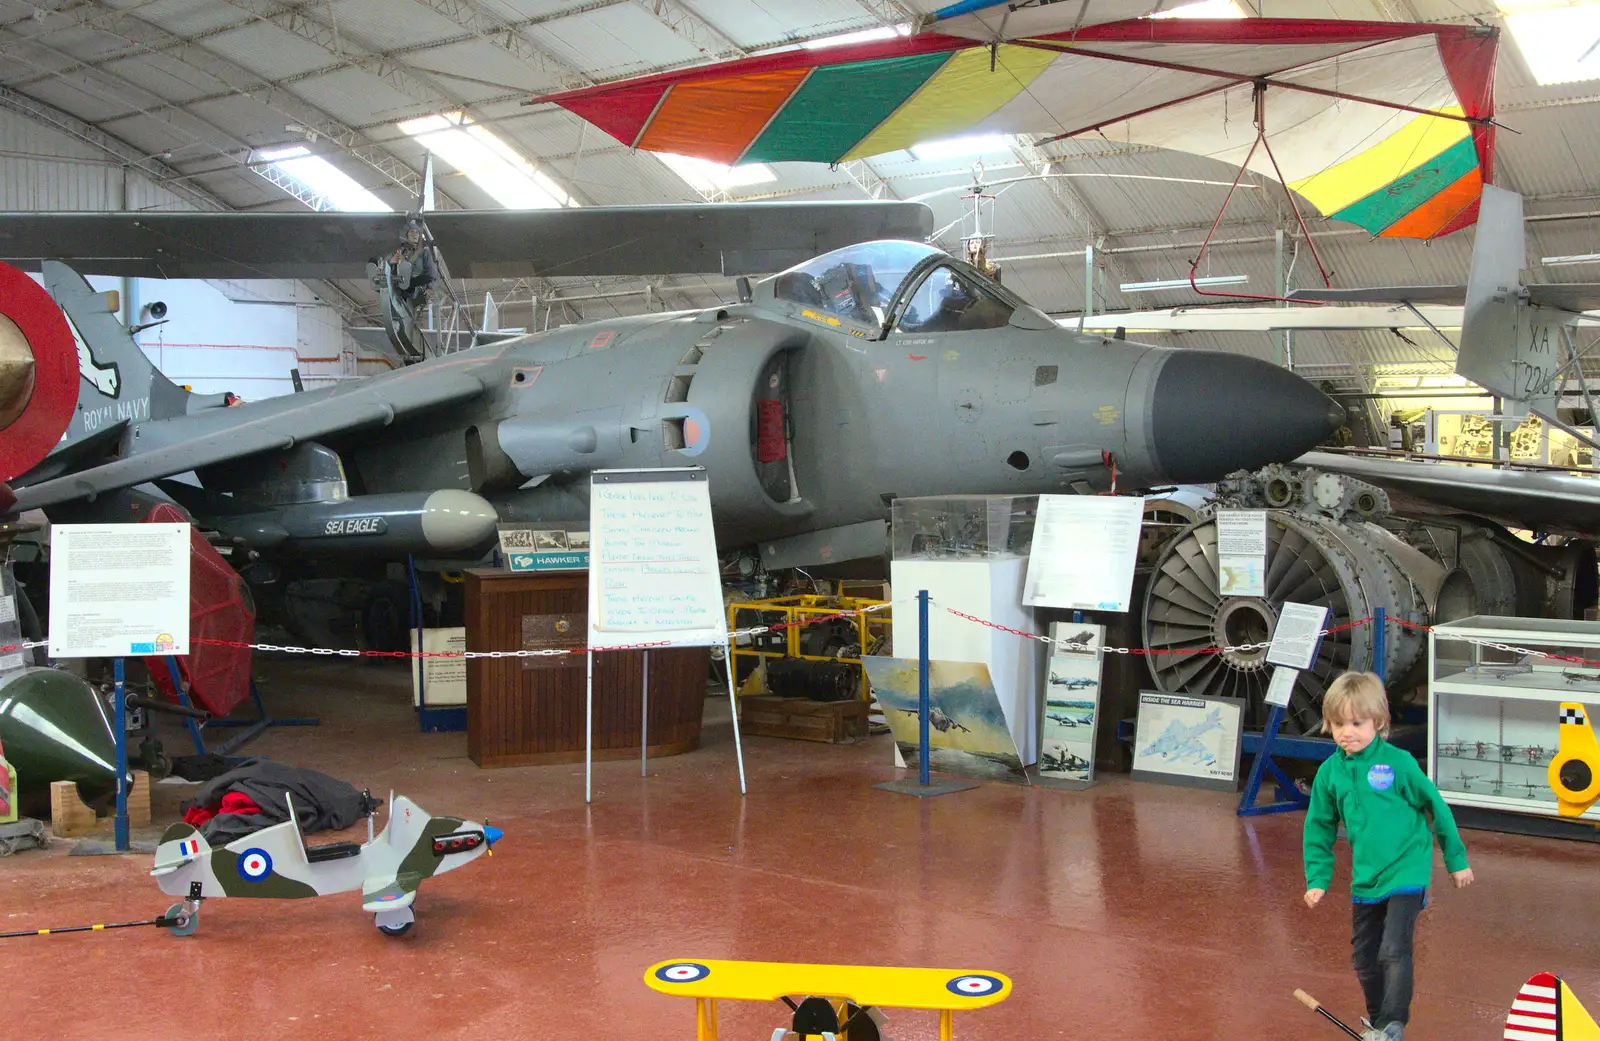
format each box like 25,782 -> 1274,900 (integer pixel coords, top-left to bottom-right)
464,568 -> 710,768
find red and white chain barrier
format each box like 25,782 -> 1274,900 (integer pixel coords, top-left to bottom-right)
0,601 -> 901,662
941,604 -> 1600,671
9,598 -> 1600,670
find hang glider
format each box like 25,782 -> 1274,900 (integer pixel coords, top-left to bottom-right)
0,201 -> 934,280
529,15 -> 1498,240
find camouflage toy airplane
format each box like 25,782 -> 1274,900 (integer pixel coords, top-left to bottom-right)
150,792 -> 500,937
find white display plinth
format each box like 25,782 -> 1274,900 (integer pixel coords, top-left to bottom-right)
890,557 -> 1040,765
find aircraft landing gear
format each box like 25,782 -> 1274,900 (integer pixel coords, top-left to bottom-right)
165,883 -> 203,937
374,904 -> 414,936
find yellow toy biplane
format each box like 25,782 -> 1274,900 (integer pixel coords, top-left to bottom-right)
643,958 -> 1012,1041
1550,703 -> 1600,817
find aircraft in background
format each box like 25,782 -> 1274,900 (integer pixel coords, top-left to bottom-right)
0,219 -> 1343,592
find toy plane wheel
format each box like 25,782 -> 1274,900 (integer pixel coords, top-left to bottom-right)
375,905 -> 415,936
164,902 -> 198,938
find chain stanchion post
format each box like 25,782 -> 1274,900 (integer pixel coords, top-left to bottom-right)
873,591 -> 978,799
919,589 -> 931,787
113,657 -> 129,852
1374,607 -> 1387,684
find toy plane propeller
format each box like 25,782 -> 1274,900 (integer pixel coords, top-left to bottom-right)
149,791 -> 499,936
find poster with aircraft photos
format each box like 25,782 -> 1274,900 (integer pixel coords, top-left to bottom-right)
1039,621 -> 1104,782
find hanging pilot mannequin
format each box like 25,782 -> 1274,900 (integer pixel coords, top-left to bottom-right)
387,220 -> 437,307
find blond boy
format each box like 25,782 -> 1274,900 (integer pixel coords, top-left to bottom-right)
1303,672 -> 1474,1041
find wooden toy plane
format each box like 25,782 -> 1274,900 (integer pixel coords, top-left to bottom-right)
1550,703 -> 1600,817
149,792 -> 500,936
1506,972 -> 1600,1040
644,958 -> 1011,1040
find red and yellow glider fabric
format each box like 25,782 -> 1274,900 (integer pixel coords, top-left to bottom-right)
531,17 -> 1498,240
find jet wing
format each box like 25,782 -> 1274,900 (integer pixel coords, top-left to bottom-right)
361,871 -> 422,912
1528,284 -> 1600,313
1288,286 -> 1467,304
1296,450 -> 1600,537
1075,304 -> 1466,333
0,202 -> 935,279
10,364 -> 488,511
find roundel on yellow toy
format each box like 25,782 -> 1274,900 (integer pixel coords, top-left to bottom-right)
0,260 -> 78,483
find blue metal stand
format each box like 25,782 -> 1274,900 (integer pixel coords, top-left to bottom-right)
874,590 -> 978,798
1237,704 -> 1313,816
113,657 -> 129,852
1237,608 -> 1387,816
162,656 -> 318,757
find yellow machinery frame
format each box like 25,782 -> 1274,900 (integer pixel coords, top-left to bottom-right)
726,594 -> 891,704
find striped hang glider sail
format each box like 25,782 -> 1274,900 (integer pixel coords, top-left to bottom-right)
528,9 -> 1498,240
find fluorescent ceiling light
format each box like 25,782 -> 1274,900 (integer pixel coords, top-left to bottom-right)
909,134 -> 1013,161
657,152 -> 776,194
398,112 -> 575,209
1120,275 -> 1249,292
256,146 -> 392,212
1543,252 -> 1600,265
1149,0 -> 1245,18
1498,1 -> 1600,85
803,25 -> 910,48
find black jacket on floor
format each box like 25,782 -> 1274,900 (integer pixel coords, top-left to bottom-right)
184,758 -> 380,846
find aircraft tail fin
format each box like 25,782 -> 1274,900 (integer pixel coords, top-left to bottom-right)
1506,971 -> 1600,1040
150,821 -> 211,891
33,261 -> 197,472
1456,185 -> 1541,408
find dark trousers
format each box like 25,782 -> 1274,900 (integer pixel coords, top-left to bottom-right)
1351,892 -> 1425,1029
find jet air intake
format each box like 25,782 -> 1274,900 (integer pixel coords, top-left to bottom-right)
219,489 -> 498,556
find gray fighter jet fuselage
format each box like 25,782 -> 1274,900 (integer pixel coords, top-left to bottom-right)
10,241 -> 1343,567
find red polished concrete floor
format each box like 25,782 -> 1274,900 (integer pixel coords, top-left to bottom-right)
3,658 -> 1598,1040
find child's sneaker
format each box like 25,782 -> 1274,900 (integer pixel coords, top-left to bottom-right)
1382,1024 -> 1404,1041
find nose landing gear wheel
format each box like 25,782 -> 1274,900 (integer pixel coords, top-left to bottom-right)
164,902 -> 199,937
375,904 -> 414,936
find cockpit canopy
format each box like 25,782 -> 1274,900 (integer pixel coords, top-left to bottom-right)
760,240 -> 1051,335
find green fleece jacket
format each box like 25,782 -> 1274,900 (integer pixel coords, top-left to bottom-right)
1303,735 -> 1469,902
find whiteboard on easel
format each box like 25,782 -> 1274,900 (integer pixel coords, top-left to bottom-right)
586,468 -> 727,649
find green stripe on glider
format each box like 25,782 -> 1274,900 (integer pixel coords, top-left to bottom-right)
1330,136 -> 1480,235
743,52 -> 954,164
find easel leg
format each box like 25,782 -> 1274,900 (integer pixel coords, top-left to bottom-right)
724,640 -> 746,796
940,1009 -> 953,1041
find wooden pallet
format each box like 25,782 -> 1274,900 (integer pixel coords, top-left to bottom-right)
738,696 -> 868,745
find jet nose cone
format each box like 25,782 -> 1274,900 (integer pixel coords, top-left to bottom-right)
1148,351 -> 1342,483
484,825 -> 503,847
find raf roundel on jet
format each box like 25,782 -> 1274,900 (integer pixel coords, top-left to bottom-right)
149,792 -> 500,936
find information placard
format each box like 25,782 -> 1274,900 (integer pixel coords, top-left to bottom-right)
1217,509 -> 1267,597
586,469 -> 727,649
1023,494 -> 1145,612
48,523 -> 191,658
1266,602 -> 1330,671
1265,666 -> 1298,708
411,627 -> 466,707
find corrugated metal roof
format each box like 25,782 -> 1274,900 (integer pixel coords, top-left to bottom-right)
202,24 -> 343,82
321,0 -> 478,54
290,67 -> 432,128
689,0 -> 880,49
529,6 -> 706,81
132,0 -> 254,40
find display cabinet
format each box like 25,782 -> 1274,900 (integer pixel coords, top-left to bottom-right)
1428,616 -> 1600,821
